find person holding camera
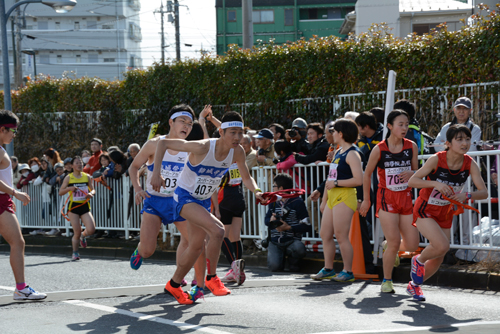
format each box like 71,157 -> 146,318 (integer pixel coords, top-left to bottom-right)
255,128 -> 276,166
264,173 -> 311,272
285,117 -> 310,155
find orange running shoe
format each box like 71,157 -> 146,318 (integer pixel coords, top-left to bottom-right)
205,276 -> 231,296
164,281 -> 193,305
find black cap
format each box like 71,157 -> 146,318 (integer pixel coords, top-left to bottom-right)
254,128 -> 274,140
63,157 -> 72,165
454,97 -> 472,109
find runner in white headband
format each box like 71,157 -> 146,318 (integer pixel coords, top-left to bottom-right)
221,121 -> 244,129
170,111 -> 193,120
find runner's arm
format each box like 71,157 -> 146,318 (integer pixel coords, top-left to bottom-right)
407,155 -> 451,195
130,140 -> 154,193
235,146 -> 263,201
336,150 -> 363,188
59,175 -> 74,196
449,159 -> 487,202
360,146 -> 379,216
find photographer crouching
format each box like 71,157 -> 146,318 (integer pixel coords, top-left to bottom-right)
264,173 -> 311,272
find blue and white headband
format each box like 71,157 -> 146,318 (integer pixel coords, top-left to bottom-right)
170,111 -> 193,120
221,121 -> 244,129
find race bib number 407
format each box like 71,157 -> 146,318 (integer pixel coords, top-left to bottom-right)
385,166 -> 411,191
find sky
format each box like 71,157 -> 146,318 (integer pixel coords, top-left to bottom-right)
139,0 -> 217,67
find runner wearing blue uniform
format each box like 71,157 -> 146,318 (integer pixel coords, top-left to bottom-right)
129,105 -> 206,296
152,111 -> 264,304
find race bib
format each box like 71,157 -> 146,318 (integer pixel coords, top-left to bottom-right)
385,166 -> 411,191
428,184 -> 464,206
73,184 -> 88,202
191,176 -> 221,200
228,163 -> 242,185
327,163 -> 338,181
159,169 -> 180,195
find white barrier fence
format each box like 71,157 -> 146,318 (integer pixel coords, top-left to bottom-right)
13,150 -> 500,254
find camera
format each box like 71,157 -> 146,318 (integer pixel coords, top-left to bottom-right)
288,129 -> 297,138
258,148 -> 266,156
269,214 -> 284,230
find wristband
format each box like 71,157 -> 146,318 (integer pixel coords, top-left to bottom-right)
466,192 -> 472,200
254,188 -> 262,194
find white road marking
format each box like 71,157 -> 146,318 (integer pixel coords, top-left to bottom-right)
309,320 -> 500,334
64,299 -> 234,334
0,285 -> 15,291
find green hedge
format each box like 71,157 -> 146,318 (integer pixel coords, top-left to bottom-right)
3,6 -> 500,161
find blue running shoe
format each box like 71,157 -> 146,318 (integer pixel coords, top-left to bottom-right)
130,248 -> 143,270
332,270 -> 355,282
406,281 -> 425,301
188,285 -> 204,302
310,268 -> 336,281
410,256 -> 425,285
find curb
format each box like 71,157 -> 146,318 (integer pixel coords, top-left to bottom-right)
1,240 -> 499,292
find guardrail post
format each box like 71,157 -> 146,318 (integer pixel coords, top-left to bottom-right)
123,177 -> 130,240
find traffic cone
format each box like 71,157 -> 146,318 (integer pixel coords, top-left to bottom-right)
349,211 -> 379,280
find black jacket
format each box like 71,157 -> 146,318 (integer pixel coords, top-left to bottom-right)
295,137 -> 329,165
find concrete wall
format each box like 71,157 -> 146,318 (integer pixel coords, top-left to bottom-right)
355,0 -> 399,35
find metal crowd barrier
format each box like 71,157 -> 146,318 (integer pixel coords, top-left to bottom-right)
13,150 -> 500,255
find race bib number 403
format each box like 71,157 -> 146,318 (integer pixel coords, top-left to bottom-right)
191,176 -> 221,200
385,166 -> 411,191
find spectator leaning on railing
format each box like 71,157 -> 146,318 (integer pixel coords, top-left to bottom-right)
16,163 -> 36,189
255,128 -> 276,166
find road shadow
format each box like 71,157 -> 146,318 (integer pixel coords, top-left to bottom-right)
393,302 -> 482,330
343,294 -> 408,314
296,281 -> 345,297
25,259 -> 70,267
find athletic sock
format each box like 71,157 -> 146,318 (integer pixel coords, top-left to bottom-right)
221,238 -> 236,265
232,240 -> 243,260
16,283 -> 27,291
170,279 -> 181,289
382,278 -> 392,283
410,281 -> 420,287
416,256 -> 425,265
324,268 -> 333,272
206,274 -> 216,281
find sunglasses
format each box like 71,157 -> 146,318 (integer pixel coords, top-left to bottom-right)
6,128 -> 17,135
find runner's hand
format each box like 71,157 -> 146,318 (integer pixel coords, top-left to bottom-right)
14,191 -> 30,206
85,191 -> 94,200
135,189 -> 150,205
325,180 -> 335,190
359,200 -> 370,217
435,182 -> 453,197
449,192 -> 467,203
399,170 -> 414,183
255,191 -> 265,203
150,174 -> 166,193
309,190 -> 320,202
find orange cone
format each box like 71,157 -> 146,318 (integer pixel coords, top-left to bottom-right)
349,211 -> 379,280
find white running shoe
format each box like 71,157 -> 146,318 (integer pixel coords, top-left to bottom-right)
220,269 -> 236,283
231,259 -> 246,285
13,286 -> 47,300
46,229 -> 59,235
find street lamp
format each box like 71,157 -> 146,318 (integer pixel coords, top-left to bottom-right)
21,49 -> 36,79
0,0 -> 77,156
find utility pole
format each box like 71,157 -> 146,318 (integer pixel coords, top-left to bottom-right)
154,1 -> 167,65
15,4 -> 22,88
174,0 -> 180,61
242,0 -> 253,49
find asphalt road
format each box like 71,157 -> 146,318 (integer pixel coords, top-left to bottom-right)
1,253 -> 499,334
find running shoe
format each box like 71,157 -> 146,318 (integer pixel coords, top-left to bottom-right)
220,269 -> 236,283
381,280 -> 395,293
80,235 -> 87,248
411,255 -> 425,285
382,240 -> 400,267
72,253 -> 80,261
181,279 -> 188,287
13,286 -> 47,300
164,281 -> 193,305
332,270 -> 355,282
188,285 -> 204,302
310,268 -> 337,281
205,276 -> 231,296
406,281 -> 426,301
130,248 -> 143,270
191,279 -> 197,287
232,259 -> 246,285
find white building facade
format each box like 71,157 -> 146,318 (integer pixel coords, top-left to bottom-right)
1,0 -> 143,90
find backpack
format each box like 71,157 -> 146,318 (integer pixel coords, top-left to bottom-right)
408,124 -> 436,155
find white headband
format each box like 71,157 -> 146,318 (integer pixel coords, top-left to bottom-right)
170,111 -> 193,120
221,121 -> 244,129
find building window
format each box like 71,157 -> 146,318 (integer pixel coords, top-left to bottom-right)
57,55 -> 62,63
413,23 -> 439,35
102,24 -> 114,29
55,22 -> 60,30
87,21 -> 96,29
38,21 -> 48,29
104,58 -> 115,62
39,54 -> 49,64
300,7 -> 347,20
74,21 -> 80,30
76,55 -> 81,63
253,10 -> 274,24
285,9 -> 293,26
327,8 -> 341,19
128,23 -> 142,41
228,10 -> 236,22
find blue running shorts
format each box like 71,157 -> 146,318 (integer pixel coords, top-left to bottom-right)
140,194 -> 176,225
173,187 -> 211,222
